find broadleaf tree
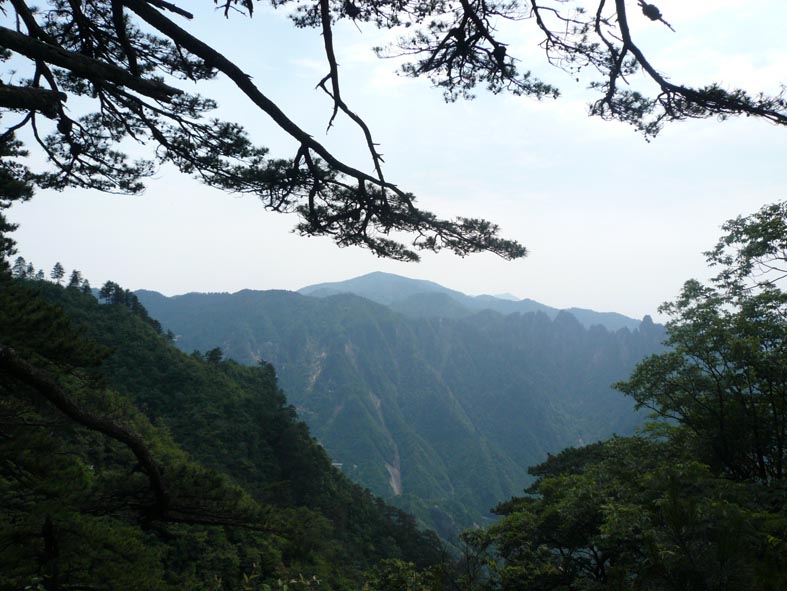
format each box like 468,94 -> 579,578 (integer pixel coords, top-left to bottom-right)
617,200 -> 787,484
470,202 -> 787,591
0,0 -> 785,263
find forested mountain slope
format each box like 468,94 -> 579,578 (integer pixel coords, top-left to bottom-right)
0,278 -> 443,590
137,283 -> 665,538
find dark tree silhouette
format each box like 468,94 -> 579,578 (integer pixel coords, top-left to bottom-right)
0,133 -> 34,272
11,256 -> 27,278
67,269 -> 83,289
50,262 -> 65,284
0,1 -> 784,260
205,347 -> 224,364
99,280 -> 115,303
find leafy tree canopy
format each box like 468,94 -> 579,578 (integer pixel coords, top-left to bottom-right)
0,274 -> 448,589
1,0 -> 785,261
706,201 -> 787,294
477,435 -> 787,591
617,200 -> 787,484
468,202 -> 787,590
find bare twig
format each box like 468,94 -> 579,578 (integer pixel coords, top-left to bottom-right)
317,0 -> 386,181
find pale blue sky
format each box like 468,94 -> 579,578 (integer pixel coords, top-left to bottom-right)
9,1 -> 787,319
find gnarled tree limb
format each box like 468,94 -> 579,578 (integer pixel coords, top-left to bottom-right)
0,26 -> 182,102
0,345 -> 170,516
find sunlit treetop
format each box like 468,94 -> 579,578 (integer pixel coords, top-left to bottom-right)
0,0 -> 784,260
706,201 -> 787,295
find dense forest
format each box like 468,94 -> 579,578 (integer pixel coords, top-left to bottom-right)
0,274 -> 446,590
4,202 -> 787,590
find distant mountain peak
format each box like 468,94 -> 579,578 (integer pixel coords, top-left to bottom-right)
301,271 -> 448,291
298,272 -> 643,332
491,293 -> 520,301
299,272 -> 462,306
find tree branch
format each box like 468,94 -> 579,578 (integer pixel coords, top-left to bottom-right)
122,0 -> 390,189
317,0 -> 386,181
0,26 -> 183,102
0,345 -> 170,516
613,0 -> 787,127
0,84 -> 66,119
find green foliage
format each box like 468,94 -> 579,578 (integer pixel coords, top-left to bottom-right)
0,281 -> 294,590
0,130 -> 34,273
12,255 -> 28,278
474,202 -> 787,590
706,200 -> 787,293
1,276 -> 445,590
67,269 -> 83,288
99,280 -> 164,332
50,262 -> 65,284
617,202 -> 787,483
206,346 -> 225,364
478,436 -> 787,591
361,559 -> 433,591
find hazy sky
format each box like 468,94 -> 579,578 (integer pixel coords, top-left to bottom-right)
9,1 -> 787,320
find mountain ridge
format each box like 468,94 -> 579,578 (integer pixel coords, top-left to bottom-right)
298,272 -> 643,331
137,277 -> 665,539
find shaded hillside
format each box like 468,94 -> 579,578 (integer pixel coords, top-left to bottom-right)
138,287 -> 665,538
1,278 -> 443,590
